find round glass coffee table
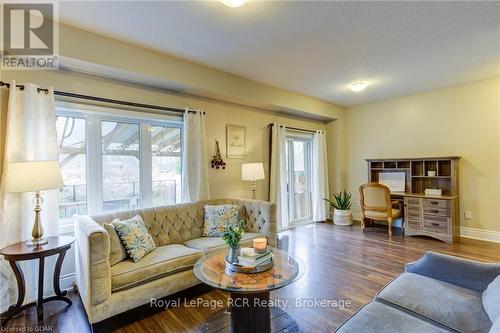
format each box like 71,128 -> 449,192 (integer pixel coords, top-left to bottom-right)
193,247 -> 305,333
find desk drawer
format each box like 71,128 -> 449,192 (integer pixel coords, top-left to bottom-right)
407,209 -> 421,219
423,215 -> 448,234
407,203 -> 421,211
423,199 -> 448,209
423,206 -> 449,217
406,197 -> 421,205
406,218 -> 421,231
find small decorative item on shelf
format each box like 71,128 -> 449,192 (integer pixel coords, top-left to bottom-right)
222,222 -> 245,264
323,190 -> 353,226
211,140 -> 226,170
424,188 -> 442,196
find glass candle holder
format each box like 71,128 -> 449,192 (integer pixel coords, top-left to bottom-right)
253,238 -> 267,253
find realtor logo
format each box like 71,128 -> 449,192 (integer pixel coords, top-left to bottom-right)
1,1 -> 59,70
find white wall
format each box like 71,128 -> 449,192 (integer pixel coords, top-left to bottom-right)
346,77 -> 500,234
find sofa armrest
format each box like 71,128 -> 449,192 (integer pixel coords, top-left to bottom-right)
75,215 -> 112,314
405,251 -> 500,292
230,198 -> 277,247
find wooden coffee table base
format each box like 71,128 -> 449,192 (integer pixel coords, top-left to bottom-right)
203,292 -> 300,333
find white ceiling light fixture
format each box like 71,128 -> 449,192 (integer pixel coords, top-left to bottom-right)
220,0 -> 247,7
348,81 -> 369,92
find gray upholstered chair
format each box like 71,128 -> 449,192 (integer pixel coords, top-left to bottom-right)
336,252 -> 500,333
359,182 -> 401,237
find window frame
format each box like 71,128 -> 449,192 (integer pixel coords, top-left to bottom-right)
55,101 -> 183,223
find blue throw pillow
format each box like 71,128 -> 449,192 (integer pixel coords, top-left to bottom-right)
483,275 -> 500,323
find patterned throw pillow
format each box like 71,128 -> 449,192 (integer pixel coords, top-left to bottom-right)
113,215 -> 156,262
103,221 -> 127,266
204,204 -> 240,237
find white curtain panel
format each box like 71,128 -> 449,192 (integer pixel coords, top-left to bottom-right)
0,82 -> 59,311
269,124 -> 289,231
312,130 -> 330,221
181,110 -> 209,202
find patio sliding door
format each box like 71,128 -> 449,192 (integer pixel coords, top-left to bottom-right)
286,133 -> 313,225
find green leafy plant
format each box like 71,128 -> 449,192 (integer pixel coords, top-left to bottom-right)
323,190 -> 352,210
221,221 -> 245,248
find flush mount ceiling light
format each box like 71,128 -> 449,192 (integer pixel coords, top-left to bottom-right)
348,81 -> 369,92
220,0 -> 247,7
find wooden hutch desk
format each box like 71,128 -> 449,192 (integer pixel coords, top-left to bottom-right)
366,157 -> 460,243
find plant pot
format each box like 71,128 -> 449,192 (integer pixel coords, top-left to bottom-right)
227,246 -> 240,264
333,209 -> 353,226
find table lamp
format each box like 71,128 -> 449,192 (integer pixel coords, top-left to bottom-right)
4,160 -> 64,246
241,163 -> 265,199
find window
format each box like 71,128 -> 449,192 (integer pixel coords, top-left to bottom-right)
151,125 -> 181,206
57,116 -> 87,219
101,121 -> 141,212
56,102 -> 182,222
285,132 -> 313,225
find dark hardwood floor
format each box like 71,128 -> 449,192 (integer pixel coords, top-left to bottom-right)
4,223 -> 500,333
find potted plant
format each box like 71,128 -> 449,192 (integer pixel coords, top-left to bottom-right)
221,222 -> 245,263
323,190 -> 353,225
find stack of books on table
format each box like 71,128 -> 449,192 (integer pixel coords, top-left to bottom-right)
237,247 -> 273,267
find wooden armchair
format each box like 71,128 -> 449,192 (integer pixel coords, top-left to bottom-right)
359,183 -> 401,237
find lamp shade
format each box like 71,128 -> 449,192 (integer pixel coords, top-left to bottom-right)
241,163 -> 265,181
4,160 -> 64,193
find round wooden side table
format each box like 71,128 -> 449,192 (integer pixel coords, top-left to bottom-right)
0,236 -> 75,327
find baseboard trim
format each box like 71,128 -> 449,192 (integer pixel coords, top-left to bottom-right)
60,272 -> 76,292
354,213 -> 500,244
460,227 -> 500,243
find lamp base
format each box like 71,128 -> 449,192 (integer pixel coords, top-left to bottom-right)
26,238 -> 48,247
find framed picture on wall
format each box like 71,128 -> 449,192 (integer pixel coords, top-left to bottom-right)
226,124 -> 246,158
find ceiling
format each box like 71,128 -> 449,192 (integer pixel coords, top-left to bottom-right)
58,1 -> 500,107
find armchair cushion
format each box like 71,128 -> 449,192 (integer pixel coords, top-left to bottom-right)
483,275 -> 500,323
364,208 -> 401,220
103,221 -> 127,266
377,272 -> 492,333
203,204 -> 240,236
114,215 -> 156,262
405,252 -> 500,292
111,244 -> 202,292
335,301 -> 451,333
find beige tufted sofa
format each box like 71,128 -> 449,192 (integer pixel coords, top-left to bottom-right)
75,198 -> 277,324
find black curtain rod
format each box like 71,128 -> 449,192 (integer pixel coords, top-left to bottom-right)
268,123 -> 321,134
0,80 -> 204,115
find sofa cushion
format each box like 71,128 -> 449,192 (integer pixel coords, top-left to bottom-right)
483,275 -> 500,323
103,221 -> 127,266
111,244 -> 203,292
204,204 -> 240,236
114,215 -> 157,262
377,272 -> 492,333
335,301 -> 452,333
184,233 -> 264,254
